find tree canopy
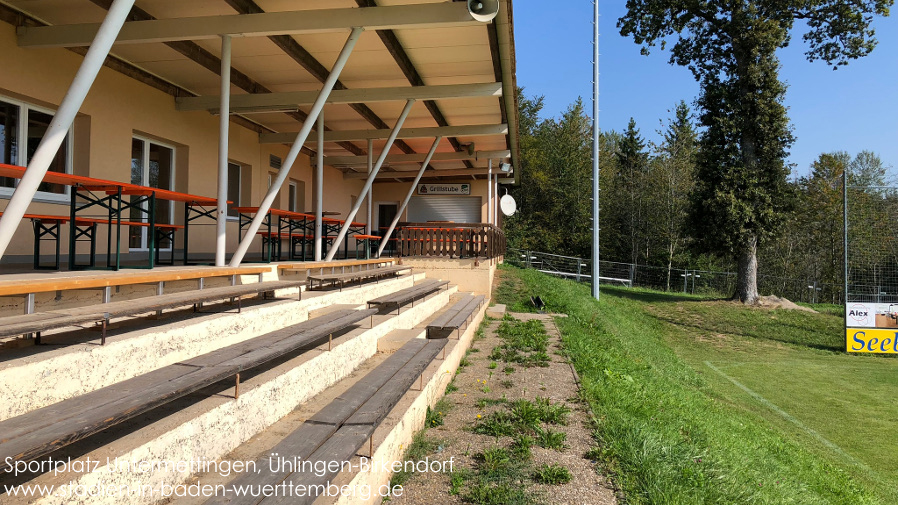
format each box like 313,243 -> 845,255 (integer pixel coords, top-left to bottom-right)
618,0 -> 893,303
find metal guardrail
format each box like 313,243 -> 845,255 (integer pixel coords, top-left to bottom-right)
507,248 -> 844,303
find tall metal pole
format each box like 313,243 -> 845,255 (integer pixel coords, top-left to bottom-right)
315,110 -> 324,261
215,35 -> 232,266
843,167 -> 849,316
230,27 -> 363,267
325,99 -> 415,261
591,0 -> 601,300
377,136 -> 442,258
0,0 -> 136,261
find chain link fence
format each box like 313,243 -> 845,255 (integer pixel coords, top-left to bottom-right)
507,248 -> 842,303
846,186 -> 898,304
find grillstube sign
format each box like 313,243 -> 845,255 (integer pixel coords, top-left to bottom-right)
417,184 -> 470,195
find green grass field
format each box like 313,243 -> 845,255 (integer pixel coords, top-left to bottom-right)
495,265 -> 898,504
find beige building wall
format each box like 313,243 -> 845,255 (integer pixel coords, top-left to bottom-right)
0,23 -> 364,263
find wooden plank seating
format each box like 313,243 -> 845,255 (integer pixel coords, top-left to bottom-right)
366,279 -> 450,315
0,266 -> 271,343
426,293 -> 486,339
0,266 -> 271,298
0,279 -> 305,345
204,337 -> 448,505
0,308 -> 376,467
307,265 -> 412,292
278,257 -> 396,274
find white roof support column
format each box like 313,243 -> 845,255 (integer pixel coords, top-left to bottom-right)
487,159 -> 493,225
0,0 -> 136,261
215,35 -> 232,267
494,172 -> 499,226
376,136 -> 442,259
325,99 -> 415,261
229,26 -> 363,267
314,110 -> 324,261
366,138 -> 373,236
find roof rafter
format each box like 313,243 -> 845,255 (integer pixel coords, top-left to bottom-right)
86,0 -> 364,157
261,124 -> 508,144
354,0 -> 476,169
222,0 -> 422,158
331,150 -> 511,168
177,83 -> 502,113
17,3 -> 485,47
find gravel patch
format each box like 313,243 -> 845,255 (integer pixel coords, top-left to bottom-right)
389,313 -> 617,505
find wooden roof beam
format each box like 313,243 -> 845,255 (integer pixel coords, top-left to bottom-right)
177,83 -> 502,112
222,0 -> 419,158
333,150 -> 510,169
348,168 -> 499,180
354,0 -> 475,169
261,124 -> 508,144
18,3 -> 487,47
85,0 -> 363,157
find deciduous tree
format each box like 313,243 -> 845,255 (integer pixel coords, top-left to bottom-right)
618,0 -> 893,303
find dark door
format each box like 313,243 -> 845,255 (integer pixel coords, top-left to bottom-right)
377,203 -> 398,234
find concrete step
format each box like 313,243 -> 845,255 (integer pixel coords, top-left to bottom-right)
1,281 -> 455,505
0,273 -> 428,422
163,293 -> 487,505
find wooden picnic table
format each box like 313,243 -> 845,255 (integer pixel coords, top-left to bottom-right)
234,207 -> 367,262
233,207 -> 315,262
0,163 -> 220,270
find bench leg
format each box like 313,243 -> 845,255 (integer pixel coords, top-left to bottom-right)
101,317 -> 108,345
234,373 -> 240,399
328,333 -> 332,352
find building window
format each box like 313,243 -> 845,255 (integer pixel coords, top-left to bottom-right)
0,96 -> 73,199
227,162 -> 241,217
130,136 -> 174,250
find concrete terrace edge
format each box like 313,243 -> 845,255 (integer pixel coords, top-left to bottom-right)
9,284 -> 456,505
0,273 -> 424,421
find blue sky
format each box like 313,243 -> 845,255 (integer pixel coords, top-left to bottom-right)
513,2 -> 898,178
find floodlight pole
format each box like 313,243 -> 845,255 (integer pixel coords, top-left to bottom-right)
591,0 -> 601,300
843,167 -> 849,318
0,0 -> 136,261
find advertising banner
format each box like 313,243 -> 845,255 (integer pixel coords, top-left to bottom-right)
845,302 -> 898,353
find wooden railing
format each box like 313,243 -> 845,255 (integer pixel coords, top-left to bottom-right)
393,223 -> 506,261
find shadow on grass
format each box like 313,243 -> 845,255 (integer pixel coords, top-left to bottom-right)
652,312 -> 845,353
603,286 -> 728,305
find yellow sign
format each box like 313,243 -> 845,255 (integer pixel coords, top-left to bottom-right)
846,328 -> 898,354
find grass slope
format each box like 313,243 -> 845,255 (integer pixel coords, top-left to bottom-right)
495,265 -> 891,505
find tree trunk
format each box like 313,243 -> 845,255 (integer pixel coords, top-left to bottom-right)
735,235 -> 759,304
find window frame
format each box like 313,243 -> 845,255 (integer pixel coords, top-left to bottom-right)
129,134 -> 176,252
0,94 -> 74,204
